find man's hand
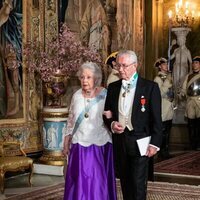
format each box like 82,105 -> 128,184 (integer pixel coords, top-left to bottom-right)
146,145 -> 158,157
112,121 -> 125,134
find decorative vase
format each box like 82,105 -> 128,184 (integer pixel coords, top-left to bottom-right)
39,107 -> 68,166
43,73 -> 68,107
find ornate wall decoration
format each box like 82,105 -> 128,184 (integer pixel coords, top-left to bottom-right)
132,0 -> 145,75
45,0 -> 58,43
116,0 -> 132,50
0,0 -> 24,121
64,0 -> 112,86
0,0 -> 60,153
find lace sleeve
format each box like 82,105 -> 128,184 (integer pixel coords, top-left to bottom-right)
65,96 -> 75,136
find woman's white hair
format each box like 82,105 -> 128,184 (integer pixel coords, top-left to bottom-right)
77,61 -> 102,87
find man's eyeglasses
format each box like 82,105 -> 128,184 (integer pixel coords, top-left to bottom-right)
116,62 -> 136,69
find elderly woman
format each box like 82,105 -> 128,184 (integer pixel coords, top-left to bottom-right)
63,62 -> 117,200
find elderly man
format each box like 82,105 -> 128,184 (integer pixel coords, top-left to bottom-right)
104,50 -> 162,200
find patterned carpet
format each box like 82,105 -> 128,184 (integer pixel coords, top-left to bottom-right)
155,151 -> 200,177
5,180 -> 200,200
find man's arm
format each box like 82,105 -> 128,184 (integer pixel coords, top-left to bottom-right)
147,82 -> 163,156
151,83 -> 163,144
103,84 -> 114,132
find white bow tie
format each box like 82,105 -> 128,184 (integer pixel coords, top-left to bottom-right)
122,80 -> 131,88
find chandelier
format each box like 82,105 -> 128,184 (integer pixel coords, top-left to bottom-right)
168,0 -> 195,27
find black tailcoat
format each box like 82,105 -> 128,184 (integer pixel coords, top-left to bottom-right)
104,76 -> 163,200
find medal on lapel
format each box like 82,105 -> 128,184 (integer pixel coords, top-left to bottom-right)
140,96 -> 146,112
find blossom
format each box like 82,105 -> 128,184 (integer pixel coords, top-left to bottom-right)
23,23 -> 102,82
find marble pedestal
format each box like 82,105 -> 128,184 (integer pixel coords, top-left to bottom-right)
39,107 -> 68,166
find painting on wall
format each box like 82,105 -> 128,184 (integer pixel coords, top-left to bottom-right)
0,0 -> 24,121
0,0 -> 43,154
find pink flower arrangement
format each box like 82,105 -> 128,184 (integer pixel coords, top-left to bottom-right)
23,23 -> 102,82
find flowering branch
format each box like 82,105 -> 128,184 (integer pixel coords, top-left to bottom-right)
23,23 -> 102,82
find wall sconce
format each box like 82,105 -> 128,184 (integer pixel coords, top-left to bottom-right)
168,0 -> 196,27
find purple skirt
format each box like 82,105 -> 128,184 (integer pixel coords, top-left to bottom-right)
64,142 -> 117,200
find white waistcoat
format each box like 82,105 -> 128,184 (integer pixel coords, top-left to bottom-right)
118,89 -> 134,131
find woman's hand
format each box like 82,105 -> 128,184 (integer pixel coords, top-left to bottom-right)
62,135 -> 72,157
103,110 -> 112,119
62,147 -> 70,157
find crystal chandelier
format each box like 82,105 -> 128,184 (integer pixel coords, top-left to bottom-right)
168,0 -> 196,27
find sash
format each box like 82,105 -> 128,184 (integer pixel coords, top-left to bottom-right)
187,73 -> 200,90
71,89 -> 107,135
